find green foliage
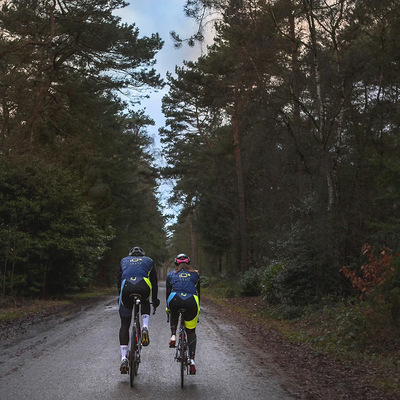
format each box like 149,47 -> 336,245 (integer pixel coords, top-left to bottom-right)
261,263 -> 284,305
274,265 -> 317,319
200,275 -> 210,288
239,267 -> 262,297
162,0 -> 400,315
0,0 -> 168,296
389,287 -> 400,330
307,299 -> 400,354
206,275 -> 240,298
0,159 -> 112,296
378,255 -> 400,329
264,195 -> 342,316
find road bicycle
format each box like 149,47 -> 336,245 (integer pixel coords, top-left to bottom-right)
168,309 -> 190,388
127,294 -> 155,387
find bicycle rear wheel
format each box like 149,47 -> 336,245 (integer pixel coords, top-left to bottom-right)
129,323 -> 138,387
180,331 -> 185,388
134,323 -> 140,376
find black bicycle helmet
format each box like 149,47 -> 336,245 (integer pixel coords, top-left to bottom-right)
129,246 -> 146,256
174,253 -> 190,265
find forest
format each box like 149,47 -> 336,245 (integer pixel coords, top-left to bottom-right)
1,0 -> 400,329
163,0 -> 400,320
0,0 -> 167,296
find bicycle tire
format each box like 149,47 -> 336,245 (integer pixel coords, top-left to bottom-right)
180,330 -> 185,388
134,323 -> 140,376
179,334 -> 185,388
129,323 -> 136,387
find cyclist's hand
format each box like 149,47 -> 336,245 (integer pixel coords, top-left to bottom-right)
152,298 -> 160,308
165,307 -> 170,314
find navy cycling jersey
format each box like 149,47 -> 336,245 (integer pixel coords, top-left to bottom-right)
118,256 -> 158,299
166,268 -> 200,299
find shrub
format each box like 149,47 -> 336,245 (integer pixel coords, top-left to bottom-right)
261,263 -> 284,304
276,263 -> 317,305
341,244 -> 394,299
200,275 -> 210,288
239,267 -> 262,296
207,275 -> 240,298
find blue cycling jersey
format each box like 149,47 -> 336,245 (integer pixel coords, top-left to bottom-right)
118,256 -> 158,299
166,269 -> 200,299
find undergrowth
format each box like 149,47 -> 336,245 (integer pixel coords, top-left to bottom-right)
202,285 -> 400,398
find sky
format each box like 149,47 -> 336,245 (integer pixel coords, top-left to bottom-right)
114,1 -> 213,223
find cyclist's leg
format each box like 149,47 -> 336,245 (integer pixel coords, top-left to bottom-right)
140,299 -> 150,315
141,298 -> 151,346
119,281 -> 135,346
168,294 -> 184,332
183,295 -> 200,373
131,279 -> 151,345
119,315 -> 132,346
167,294 -> 183,346
186,328 -> 196,356
119,283 -> 134,373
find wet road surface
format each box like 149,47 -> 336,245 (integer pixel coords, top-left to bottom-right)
0,286 -> 296,400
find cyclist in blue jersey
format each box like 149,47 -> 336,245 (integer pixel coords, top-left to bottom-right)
166,253 -> 200,375
118,246 -> 160,373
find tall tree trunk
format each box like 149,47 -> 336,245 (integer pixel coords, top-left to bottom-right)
190,208 -> 197,266
288,5 -> 307,195
233,86 -> 248,272
304,0 -> 337,215
218,256 -> 223,274
3,256 -> 8,296
10,233 -> 16,296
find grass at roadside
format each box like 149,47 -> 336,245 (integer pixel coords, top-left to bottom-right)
0,287 -> 115,324
201,287 -> 400,398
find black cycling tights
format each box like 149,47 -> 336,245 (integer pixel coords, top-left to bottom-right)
119,315 -> 132,345
171,322 -> 197,359
186,328 -> 197,360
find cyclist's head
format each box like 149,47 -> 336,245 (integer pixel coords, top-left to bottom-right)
174,253 -> 190,265
129,246 -> 146,256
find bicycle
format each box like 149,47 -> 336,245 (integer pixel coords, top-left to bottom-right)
167,309 -> 190,388
127,294 -> 155,387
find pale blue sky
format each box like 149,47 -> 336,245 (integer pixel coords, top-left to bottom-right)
114,1 -> 212,222
115,0 -> 204,146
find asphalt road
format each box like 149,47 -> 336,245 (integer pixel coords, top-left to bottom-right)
0,285 -> 296,400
